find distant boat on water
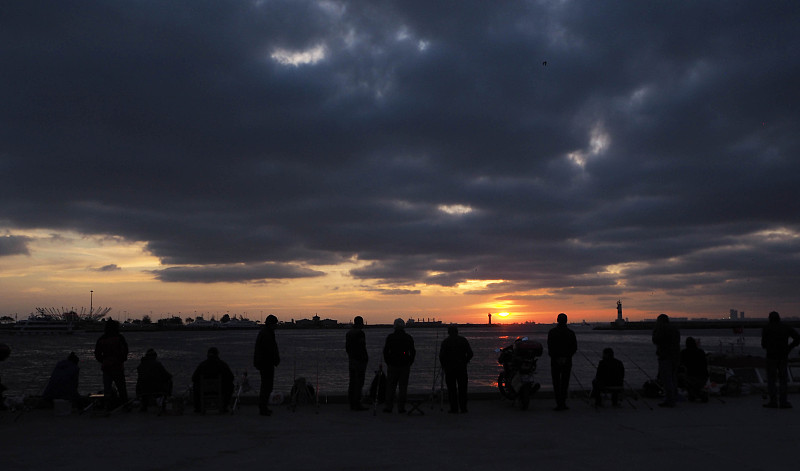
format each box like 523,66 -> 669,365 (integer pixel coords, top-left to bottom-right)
6,315 -> 75,335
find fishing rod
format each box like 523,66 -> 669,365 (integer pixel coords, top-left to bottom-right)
622,352 -> 662,392
315,357 -> 320,414
566,361 -> 593,408
625,351 -> 724,406
429,326 -> 444,411
372,362 -> 384,416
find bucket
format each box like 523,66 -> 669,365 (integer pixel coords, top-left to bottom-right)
53,399 -> 71,416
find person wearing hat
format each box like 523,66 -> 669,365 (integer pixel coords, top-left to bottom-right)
136,349 -> 173,412
192,347 -> 235,413
346,316 -> 369,411
254,314 -> 280,416
382,318 -> 416,413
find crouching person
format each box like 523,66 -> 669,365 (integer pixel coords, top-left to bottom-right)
43,352 -> 88,409
136,349 -> 173,412
192,347 -> 234,413
591,348 -> 625,407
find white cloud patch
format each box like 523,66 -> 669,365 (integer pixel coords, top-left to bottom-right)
271,44 -> 327,66
438,204 -> 473,216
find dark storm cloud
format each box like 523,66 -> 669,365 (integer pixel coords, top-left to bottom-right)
0,235 -> 31,256
2,1 -> 799,311
151,262 -> 325,283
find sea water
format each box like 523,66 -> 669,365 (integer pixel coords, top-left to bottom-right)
0,325 -> 763,398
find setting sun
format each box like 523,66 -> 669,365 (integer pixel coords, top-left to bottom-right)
497,312 -> 510,317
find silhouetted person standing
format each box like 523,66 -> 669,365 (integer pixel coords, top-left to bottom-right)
346,316 -> 369,411
652,314 -> 680,408
192,347 -> 234,413
383,318 -> 416,414
94,319 -> 129,410
591,348 -> 624,407
439,325 -> 473,413
761,311 -> 800,408
679,337 -> 708,402
0,343 -> 9,410
548,313 -> 577,411
136,348 -> 173,412
254,314 -> 280,416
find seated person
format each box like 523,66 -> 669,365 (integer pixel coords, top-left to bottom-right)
191,347 -> 234,413
679,337 -> 709,402
136,349 -> 173,412
42,352 -> 85,408
591,348 -> 625,407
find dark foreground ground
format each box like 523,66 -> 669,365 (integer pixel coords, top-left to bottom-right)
2,392 -> 795,471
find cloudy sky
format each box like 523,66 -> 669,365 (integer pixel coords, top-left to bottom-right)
1,1 -> 798,324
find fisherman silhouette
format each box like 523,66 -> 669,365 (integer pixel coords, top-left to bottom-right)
591,348 -> 624,407
0,343 -> 10,410
383,318 -> 416,413
761,311 -> 800,408
43,352 -> 85,409
192,347 -> 234,413
94,320 -> 129,410
548,313 -> 577,411
439,325 -> 473,413
652,314 -> 680,408
254,315 -> 280,416
136,349 -> 173,412
346,316 -> 369,411
678,337 -> 708,403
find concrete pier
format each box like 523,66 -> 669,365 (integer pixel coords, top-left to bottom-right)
3,392 -> 795,471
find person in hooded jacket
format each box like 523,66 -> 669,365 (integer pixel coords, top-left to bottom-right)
94,320 -> 129,410
254,315 -> 280,416
382,318 -> 416,413
439,325 -> 473,413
